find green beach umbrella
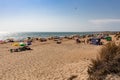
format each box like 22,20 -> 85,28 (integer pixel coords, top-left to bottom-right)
19,42 -> 26,46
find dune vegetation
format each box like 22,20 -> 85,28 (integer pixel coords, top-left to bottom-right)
88,42 -> 120,80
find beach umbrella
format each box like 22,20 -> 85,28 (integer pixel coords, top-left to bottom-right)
19,42 -> 26,46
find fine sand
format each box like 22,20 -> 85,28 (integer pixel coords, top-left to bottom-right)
0,37 -> 119,80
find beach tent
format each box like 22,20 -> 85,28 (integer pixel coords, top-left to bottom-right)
0,40 -> 5,44
106,37 -> 112,41
91,38 -> 101,45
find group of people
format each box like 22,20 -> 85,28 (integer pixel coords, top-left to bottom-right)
75,37 -> 103,45
10,38 -> 32,53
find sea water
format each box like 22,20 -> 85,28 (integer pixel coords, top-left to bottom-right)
0,32 -> 96,40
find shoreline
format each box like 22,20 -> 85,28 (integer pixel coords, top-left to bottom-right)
0,31 -> 118,41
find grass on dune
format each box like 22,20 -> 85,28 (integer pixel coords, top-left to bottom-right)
87,42 -> 120,80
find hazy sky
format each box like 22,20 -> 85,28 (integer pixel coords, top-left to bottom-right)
0,0 -> 120,32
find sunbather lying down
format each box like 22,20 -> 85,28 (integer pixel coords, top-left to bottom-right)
10,46 -> 32,53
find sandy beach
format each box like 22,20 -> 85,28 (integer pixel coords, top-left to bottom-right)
0,33 -> 120,80
0,38 -> 102,80
1,0 -> 120,79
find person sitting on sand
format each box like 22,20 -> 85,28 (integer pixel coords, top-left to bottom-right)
10,46 -> 32,53
76,38 -> 81,43
86,39 -> 90,44
26,40 -> 32,45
